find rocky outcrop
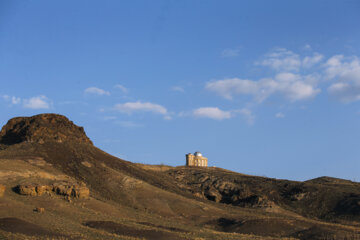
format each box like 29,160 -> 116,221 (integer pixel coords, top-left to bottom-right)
167,169 -> 278,209
34,207 -> 45,213
202,182 -> 276,208
16,182 -> 89,199
0,114 -> 92,145
53,182 -> 90,199
18,184 -> 38,196
0,184 -> 5,197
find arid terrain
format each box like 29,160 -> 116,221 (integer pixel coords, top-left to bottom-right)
0,114 -> 359,240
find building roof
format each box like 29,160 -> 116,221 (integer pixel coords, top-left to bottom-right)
194,151 -> 202,156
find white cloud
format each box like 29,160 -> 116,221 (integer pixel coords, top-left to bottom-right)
303,52 -> 323,68
328,82 -> 360,103
221,47 -> 241,57
171,86 -> 184,92
192,107 -> 254,123
2,95 -> 10,101
206,73 -> 320,102
2,95 -> 21,105
23,95 -> 50,109
258,48 -> 301,72
325,55 -> 360,80
325,55 -> 360,103
114,101 -> 168,115
193,107 -> 231,120
205,78 -> 258,100
275,112 -> 285,118
84,87 -> 110,96
11,96 -> 21,104
2,95 -> 51,109
114,84 -> 128,94
258,48 -> 324,72
274,72 -> 321,101
235,108 -> 255,125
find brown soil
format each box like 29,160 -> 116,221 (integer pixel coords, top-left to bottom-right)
0,217 -> 61,237
0,114 -> 360,240
84,221 -> 184,240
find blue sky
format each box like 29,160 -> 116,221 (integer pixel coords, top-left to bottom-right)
1,0 -> 360,181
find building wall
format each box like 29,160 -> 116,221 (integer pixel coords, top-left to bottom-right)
186,154 -> 208,167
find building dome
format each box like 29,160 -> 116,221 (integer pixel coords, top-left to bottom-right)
194,151 -> 202,157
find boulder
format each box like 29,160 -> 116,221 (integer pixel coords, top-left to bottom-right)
36,185 -> 52,196
72,185 -> 90,199
18,185 -> 37,196
54,184 -> 73,196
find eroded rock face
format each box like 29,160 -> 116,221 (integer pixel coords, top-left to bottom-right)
16,182 -> 89,199
18,185 -> 37,196
0,114 -> 92,145
0,184 -> 5,197
71,185 -> 90,199
167,169 -> 277,209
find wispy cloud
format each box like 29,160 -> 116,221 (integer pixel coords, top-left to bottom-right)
2,94 -> 52,109
303,52 -> 324,68
23,95 -> 51,109
206,73 -> 320,102
275,112 -> 285,118
221,47 -> 241,57
326,55 -> 360,103
11,96 -> 21,104
171,86 -> 184,92
114,101 -> 170,119
2,95 -> 21,105
192,107 -> 254,124
235,108 -> 255,125
257,48 -> 301,72
84,87 -> 110,96
208,47 -> 325,103
257,48 -> 323,72
114,84 -> 128,94
193,107 -> 232,120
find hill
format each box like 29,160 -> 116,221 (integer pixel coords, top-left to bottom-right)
0,114 -> 359,240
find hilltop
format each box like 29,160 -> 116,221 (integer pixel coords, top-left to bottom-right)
0,114 -> 359,240
0,114 -> 92,145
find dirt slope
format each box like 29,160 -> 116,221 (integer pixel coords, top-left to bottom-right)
0,114 -> 359,240
164,167 -> 360,222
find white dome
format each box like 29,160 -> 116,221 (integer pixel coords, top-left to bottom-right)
194,152 -> 202,157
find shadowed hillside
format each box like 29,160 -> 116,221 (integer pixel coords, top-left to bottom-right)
0,114 -> 359,240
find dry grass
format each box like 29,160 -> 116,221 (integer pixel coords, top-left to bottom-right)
0,140 -> 359,240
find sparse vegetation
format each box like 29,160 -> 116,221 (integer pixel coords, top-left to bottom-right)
0,114 -> 359,239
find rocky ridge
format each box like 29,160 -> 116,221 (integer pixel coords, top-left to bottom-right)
0,114 -> 92,145
0,113 -> 359,240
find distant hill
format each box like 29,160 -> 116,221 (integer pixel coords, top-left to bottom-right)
0,114 -> 359,240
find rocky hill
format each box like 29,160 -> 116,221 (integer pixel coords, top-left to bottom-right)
165,167 -> 360,222
0,113 -> 359,240
0,114 -> 92,145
